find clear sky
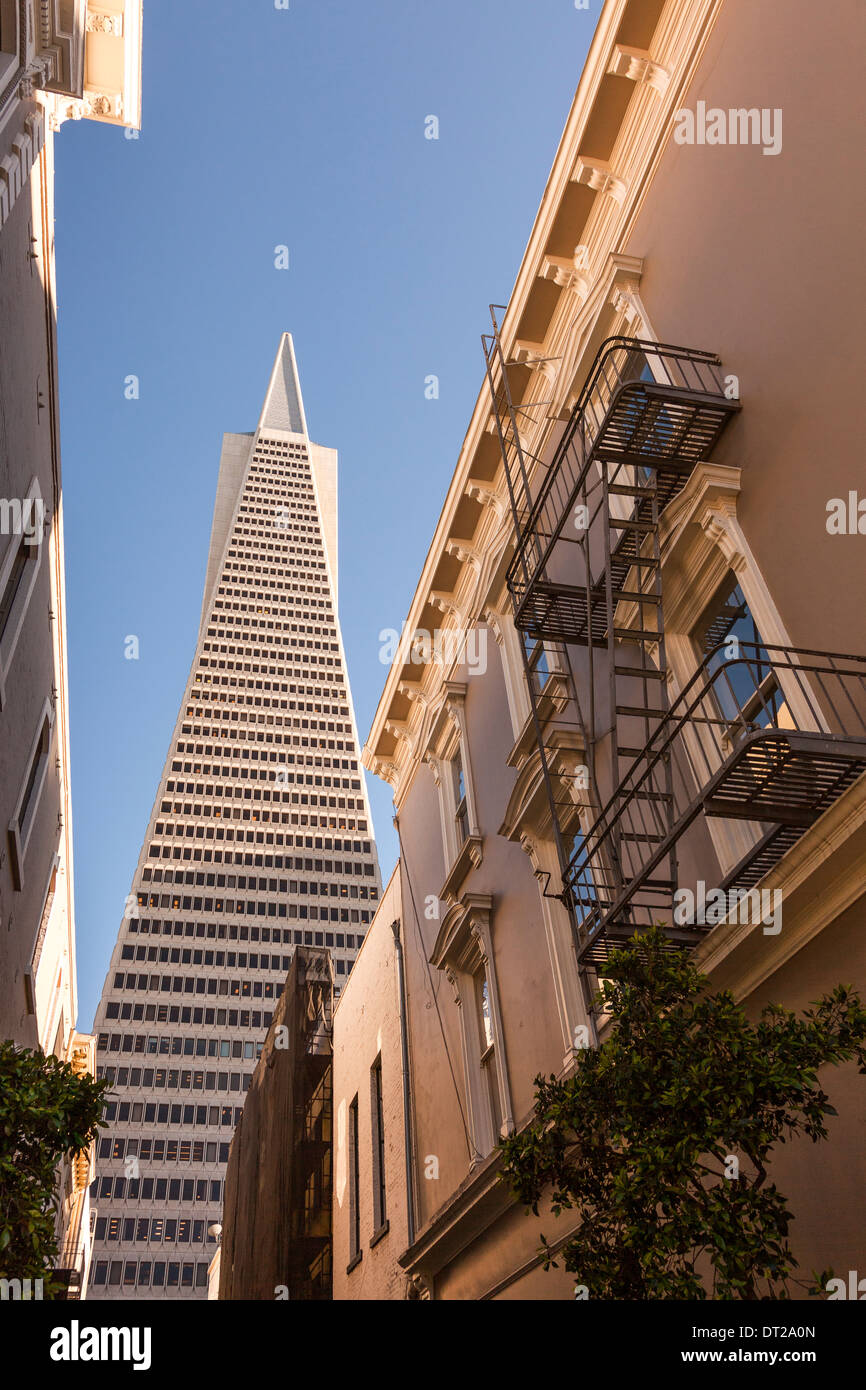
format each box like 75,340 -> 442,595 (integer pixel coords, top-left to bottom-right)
55,0 -> 595,1030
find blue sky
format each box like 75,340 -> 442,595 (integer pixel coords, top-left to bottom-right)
55,0 -> 594,1030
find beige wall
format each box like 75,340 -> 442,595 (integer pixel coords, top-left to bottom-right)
622,0 -> 866,1285
359,0 -> 866,1301
332,867 -> 411,1299
0,84 -> 97,1298
0,125 -> 74,1054
733,901 -> 866,1284
395,643 -> 583,1233
624,0 -> 866,658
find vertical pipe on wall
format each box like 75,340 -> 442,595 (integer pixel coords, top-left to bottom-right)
390,918 -> 416,1249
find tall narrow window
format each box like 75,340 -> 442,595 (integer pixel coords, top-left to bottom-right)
370,1056 -> 387,1234
522,634 -> 550,697
453,750 -> 468,845
348,1095 -> 360,1266
0,541 -> 27,646
8,704 -> 53,891
475,969 -> 502,1141
692,574 -> 784,730
18,720 -> 49,832
0,481 -> 45,709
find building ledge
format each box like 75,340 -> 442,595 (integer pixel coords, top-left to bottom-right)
439,835 -> 483,904
398,1147 -> 512,1280
691,768 -> 866,1001
369,1220 -> 390,1250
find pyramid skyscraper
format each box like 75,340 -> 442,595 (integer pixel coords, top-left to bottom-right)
88,336 -> 382,1299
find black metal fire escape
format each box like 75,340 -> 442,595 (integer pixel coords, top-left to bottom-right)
483,311 -> 866,981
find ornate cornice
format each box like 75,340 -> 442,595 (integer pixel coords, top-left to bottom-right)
366,0 -> 727,793
571,155 -> 628,205
607,44 -> 670,94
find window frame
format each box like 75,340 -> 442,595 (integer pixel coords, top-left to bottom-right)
369,1055 -> 387,1240
0,476 -> 45,711
347,1093 -> 361,1270
8,697 -> 55,891
430,893 -> 513,1164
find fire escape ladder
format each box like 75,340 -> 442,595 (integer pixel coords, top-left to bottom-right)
603,458 -> 678,930
482,323 -> 752,973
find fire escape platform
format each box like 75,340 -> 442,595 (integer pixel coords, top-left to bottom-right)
592,379 -> 739,467
572,729 -> 866,966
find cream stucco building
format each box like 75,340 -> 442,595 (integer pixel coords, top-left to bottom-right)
333,0 -> 866,1300
0,0 -> 143,1298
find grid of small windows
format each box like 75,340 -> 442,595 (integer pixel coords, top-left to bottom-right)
89,430 -> 381,1298
91,1259 -> 211,1292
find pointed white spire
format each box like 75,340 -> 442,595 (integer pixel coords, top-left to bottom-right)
257,332 -> 308,436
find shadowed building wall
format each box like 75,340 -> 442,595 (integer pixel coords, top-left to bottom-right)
219,946 -> 333,1300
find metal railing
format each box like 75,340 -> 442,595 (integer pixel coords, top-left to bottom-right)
568,644 -> 866,957
506,336 -> 734,618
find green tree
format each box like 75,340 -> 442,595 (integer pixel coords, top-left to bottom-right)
0,1042 -> 108,1295
500,925 -> 866,1299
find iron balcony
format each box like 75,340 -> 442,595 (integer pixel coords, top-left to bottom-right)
506,335 -> 740,644
568,644 -> 866,966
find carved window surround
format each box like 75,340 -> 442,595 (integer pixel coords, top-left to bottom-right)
484,601 -> 573,756
521,833 -> 590,1070
429,893 -> 513,1161
24,851 -> 59,1017
423,683 -> 483,903
8,695 -> 56,892
0,474 -> 46,709
619,461 -> 822,878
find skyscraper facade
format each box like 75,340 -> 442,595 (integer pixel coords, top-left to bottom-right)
88,336 -> 382,1299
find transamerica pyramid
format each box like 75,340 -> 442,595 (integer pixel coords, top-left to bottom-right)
87,335 -> 382,1299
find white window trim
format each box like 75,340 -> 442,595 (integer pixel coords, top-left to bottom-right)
369,1054 -> 387,1235
0,474 -> 45,710
486,608 -> 532,736
519,831 -> 594,1068
24,851 -> 60,1015
8,695 -> 55,891
423,683 -> 483,895
485,603 -> 570,754
601,273 -> 826,881
658,481 -> 828,878
430,893 -> 513,1163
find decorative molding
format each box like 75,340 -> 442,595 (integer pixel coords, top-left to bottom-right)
365,0 -> 726,788
366,757 -> 397,788
465,482 -> 507,525
607,44 -> 670,94
428,892 -> 514,1152
428,591 -> 464,625
570,155 -> 628,205
540,251 -> 592,300
439,833 -> 483,905
86,12 -> 124,36
406,1272 -> 432,1300
444,539 -> 482,573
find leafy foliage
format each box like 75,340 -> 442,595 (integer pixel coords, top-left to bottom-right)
499,926 -> 866,1299
0,1042 -> 108,1294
